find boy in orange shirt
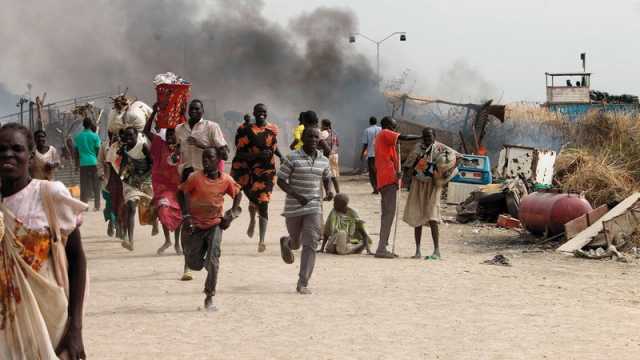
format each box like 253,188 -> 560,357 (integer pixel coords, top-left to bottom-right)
180,147 -> 242,310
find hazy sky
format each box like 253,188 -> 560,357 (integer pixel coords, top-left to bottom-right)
263,0 -> 640,102
2,0 -> 638,116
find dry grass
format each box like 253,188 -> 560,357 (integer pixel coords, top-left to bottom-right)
505,102 -> 569,126
554,111 -> 640,207
553,148 -> 636,206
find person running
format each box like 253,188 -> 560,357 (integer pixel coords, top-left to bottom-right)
105,130 -> 128,241
31,130 -> 60,180
320,118 -> 340,194
277,120 -> 334,295
361,116 -> 381,194
119,127 -> 153,251
180,147 -> 242,310
403,128 -> 460,260
74,117 -> 101,211
289,112 -> 305,151
242,113 -> 251,126
175,99 -> 229,183
144,106 -> 183,255
97,132 -> 117,237
320,193 -> 373,255
176,99 -> 229,280
0,123 -> 88,359
231,103 -> 282,253
374,116 -> 420,259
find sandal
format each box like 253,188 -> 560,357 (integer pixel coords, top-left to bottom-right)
181,270 -> 194,281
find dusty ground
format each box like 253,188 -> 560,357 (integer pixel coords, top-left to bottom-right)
83,177 -> 640,359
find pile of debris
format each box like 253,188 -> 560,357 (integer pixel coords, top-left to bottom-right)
557,193 -> 640,262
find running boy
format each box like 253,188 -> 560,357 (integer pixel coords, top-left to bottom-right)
277,119 -> 334,295
180,147 -> 242,310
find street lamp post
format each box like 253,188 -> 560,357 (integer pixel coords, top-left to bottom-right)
349,32 -> 407,87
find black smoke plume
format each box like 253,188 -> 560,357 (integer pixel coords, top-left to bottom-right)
1,0 -> 384,166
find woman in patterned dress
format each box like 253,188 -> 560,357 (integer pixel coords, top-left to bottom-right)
119,127 -> 153,251
231,103 -> 282,252
0,123 -> 88,359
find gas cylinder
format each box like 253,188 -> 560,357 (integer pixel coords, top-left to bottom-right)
518,192 -> 593,235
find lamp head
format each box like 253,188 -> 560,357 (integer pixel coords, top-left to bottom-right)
400,34 -> 407,41
349,35 -> 356,43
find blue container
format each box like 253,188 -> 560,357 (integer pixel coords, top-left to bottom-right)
451,155 -> 492,185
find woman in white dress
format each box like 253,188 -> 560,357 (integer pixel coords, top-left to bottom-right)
31,130 -> 61,180
0,123 -> 88,359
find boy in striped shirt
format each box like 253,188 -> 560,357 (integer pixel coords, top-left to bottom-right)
277,114 -> 334,295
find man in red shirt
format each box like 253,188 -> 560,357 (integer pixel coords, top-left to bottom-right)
374,116 -> 420,258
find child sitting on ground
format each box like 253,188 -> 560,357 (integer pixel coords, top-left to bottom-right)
180,147 -> 242,310
320,193 -> 373,255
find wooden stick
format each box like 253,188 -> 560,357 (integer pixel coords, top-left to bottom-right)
391,143 -> 402,255
459,131 -> 469,154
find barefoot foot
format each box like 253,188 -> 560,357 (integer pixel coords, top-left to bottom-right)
247,220 -> 256,239
107,221 -> 114,237
157,242 -> 171,255
204,295 -> 217,311
121,240 -> 134,251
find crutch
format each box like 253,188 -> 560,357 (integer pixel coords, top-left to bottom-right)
391,143 -> 402,255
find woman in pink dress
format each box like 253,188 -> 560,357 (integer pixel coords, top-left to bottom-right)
144,106 -> 183,255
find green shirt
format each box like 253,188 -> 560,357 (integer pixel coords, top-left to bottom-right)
74,129 -> 101,167
324,207 -> 366,242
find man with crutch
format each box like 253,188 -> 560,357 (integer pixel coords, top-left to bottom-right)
373,117 -> 420,258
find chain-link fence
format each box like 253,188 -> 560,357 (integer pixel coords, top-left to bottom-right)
0,92 -> 117,186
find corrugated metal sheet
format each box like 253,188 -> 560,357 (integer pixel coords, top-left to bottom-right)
496,145 -> 556,185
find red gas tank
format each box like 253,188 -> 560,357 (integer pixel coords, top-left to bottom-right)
518,192 -> 593,235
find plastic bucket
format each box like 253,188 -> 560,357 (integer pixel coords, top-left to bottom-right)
155,84 -> 191,129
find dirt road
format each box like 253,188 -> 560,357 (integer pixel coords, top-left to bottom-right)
83,177 -> 640,359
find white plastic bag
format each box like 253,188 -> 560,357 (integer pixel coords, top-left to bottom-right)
107,100 -> 152,133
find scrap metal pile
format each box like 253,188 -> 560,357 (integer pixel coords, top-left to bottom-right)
590,90 -> 639,104
386,92 -> 640,261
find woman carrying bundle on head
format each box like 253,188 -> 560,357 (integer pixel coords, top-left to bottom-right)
119,126 -> 153,251
144,104 -> 183,255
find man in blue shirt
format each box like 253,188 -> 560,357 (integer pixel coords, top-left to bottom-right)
361,116 -> 381,194
74,118 -> 102,210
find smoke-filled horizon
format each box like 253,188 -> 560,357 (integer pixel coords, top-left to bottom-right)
1,0 -> 507,168
1,0 -> 392,166
2,1 -> 383,112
